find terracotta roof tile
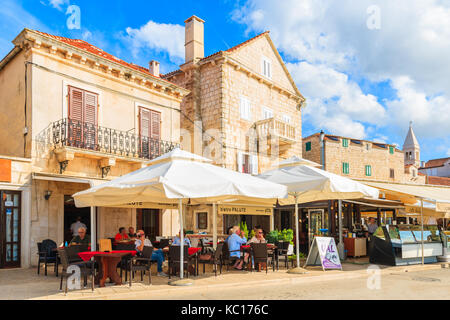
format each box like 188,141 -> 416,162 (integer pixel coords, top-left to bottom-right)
426,175 -> 450,186
33,30 -> 177,86
424,157 -> 450,168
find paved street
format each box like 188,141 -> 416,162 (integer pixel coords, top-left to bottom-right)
1,262 -> 448,300
132,268 -> 450,300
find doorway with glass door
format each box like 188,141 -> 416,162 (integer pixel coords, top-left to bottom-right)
307,209 -> 327,250
0,191 -> 21,268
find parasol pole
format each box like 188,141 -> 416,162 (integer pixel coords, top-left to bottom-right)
421,198 -> 424,265
213,203 -> 217,251
288,193 -> 307,274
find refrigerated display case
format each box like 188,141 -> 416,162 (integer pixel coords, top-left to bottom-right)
369,224 -> 443,266
438,231 -> 450,262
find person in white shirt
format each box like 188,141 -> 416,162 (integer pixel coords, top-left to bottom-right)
134,230 -> 167,277
70,217 -> 86,237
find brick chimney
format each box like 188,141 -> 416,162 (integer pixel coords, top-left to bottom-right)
149,60 -> 160,77
184,15 -> 205,64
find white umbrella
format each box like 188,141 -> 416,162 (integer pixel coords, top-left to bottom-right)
73,148 -> 287,284
258,157 -> 379,272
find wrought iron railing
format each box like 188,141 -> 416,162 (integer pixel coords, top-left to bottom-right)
38,118 -> 179,160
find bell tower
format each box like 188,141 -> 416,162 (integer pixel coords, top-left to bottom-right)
402,121 -> 420,167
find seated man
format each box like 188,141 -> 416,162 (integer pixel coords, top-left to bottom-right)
69,227 -> 91,246
128,227 -> 137,239
172,230 -> 191,247
135,230 -> 167,277
227,226 -> 247,270
114,227 -> 130,244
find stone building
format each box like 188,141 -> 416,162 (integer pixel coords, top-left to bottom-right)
419,157 -> 450,178
302,132 -> 426,184
162,16 -> 306,235
0,29 -> 188,268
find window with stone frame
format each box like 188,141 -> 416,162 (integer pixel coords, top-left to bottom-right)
261,56 -> 272,79
196,212 -> 208,230
240,96 -> 251,121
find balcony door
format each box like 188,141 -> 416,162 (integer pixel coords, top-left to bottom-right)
0,191 -> 21,268
68,86 -> 98,150
139,107 -> 161,159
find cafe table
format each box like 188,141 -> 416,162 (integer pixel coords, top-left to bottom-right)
78,250 -> 136,287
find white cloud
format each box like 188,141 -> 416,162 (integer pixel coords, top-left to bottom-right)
124,21 -> 185,64
233,0 -> 450,144
288,61 -> 385,139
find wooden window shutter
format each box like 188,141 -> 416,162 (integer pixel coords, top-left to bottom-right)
140,108 -> 151,137
68,86 -> 84,122
84,92 -> 98,125
151,111 -> 161,140
251,154 -> 258,175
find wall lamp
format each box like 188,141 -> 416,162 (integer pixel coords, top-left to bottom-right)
44,190 -> 52,200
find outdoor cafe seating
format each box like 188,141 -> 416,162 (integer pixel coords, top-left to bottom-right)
37,239 -> 59,276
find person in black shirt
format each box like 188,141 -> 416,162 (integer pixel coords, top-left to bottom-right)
128,226 -> 137,239
69,227 -> 91,246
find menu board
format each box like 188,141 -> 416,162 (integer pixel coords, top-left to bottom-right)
305,237 -> 342,271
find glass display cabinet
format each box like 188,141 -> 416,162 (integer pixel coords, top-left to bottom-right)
370,224 -> 443,266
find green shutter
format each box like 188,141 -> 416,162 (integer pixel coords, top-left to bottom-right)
342,138 -> 349,147
389,146 -> 394,154
306,141 -> 311,152
342,162 -> 349,174
365,165 -> 372,176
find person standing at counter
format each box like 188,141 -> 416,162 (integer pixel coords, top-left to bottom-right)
367,218 -> 378,235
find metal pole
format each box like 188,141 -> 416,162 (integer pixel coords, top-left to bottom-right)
295,195 -> 300,268
179,198 -> 184,279
338,200 -> 344,259
213,203 -> 217,251
421,198 -> 424,265
90,207 -> 96,251
308,209 -> 311,250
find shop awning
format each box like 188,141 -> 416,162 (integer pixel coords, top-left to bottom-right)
32,172 -> 105,186
362,181 -> 450,216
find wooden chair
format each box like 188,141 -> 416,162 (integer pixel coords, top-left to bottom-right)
99,239 -> 112,252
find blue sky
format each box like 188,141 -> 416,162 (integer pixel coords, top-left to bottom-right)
1,0 -> 449,162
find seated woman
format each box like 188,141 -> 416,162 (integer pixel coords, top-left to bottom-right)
226,226 -> 247,270
135,230 -> 167,277
172,230 -> 191,247
246,228 -> 266,269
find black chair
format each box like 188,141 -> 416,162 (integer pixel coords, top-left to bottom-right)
116,243 -> 137,279
275,241 -> 291,269
199,243 -> 224,277
57,248 -> 94,295
168,245 -> 192,279
127,246 -> 153,286
221,241 -> 241,270
250,243 -> 269,273
37,240 -> 58,276
65,245 -> 88,264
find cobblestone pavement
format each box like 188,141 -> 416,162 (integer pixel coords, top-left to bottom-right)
0,262 -> 447,300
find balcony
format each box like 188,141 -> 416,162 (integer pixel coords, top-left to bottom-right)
37,118 -> 179,174
255,117 -> 297,149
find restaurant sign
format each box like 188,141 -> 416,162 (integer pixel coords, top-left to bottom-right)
436,202 -> 450,213
218,205 -> 273,216
114,202 -> 179,209
305,236 -> 342,271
